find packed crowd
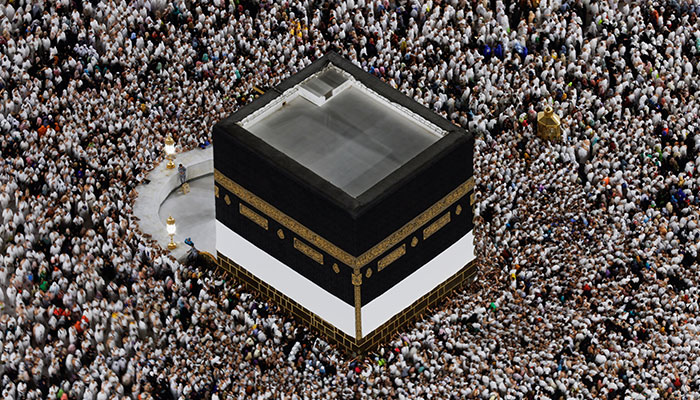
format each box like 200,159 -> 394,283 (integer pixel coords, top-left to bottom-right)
1,0 -> 700,398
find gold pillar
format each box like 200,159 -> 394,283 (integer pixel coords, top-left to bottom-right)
352,271 -> 362,341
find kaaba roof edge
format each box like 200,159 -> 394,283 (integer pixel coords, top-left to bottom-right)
214,52 -> 472,217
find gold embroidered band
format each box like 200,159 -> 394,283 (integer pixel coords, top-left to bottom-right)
377,244 -> 406,271
423,212 -> 451,240
239,203 -> 269,230
354,177 -> 473,268
293,237 -> 324,265
215,170 -> 473,270
216,170 -> 355,266
354,282 -> 362,340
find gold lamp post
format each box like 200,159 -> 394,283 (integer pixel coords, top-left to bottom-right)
164,135 -> 176,169
537,106 -> 561,141
166,215 -> 177,250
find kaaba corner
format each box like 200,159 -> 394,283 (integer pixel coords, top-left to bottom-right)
213,52 -> 476,353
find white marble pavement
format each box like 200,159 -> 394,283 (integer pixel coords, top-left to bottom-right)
133,147 -> 214,260
158,174 -> 216,255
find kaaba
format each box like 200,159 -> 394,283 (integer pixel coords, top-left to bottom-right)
213,53 -> 476,353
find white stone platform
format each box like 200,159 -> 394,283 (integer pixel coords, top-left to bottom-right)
133,147 -> 214,260
159,174 -> 216,255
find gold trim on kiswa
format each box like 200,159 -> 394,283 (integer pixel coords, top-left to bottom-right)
423,212 -> 451,240
293,237 -> 324,265
215,170 -> 356,267
351,271 -> 362,286
349,178 -> 471,267
377,244 -> 406,272
465,176 -> 475,192
354,282 -> 362,340
239,203 -> 269,230
215,170 -> 472,270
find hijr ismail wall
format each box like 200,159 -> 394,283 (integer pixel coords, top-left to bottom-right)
212,53 -> 476,353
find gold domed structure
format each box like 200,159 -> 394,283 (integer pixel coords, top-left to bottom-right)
537,106 -> 561,141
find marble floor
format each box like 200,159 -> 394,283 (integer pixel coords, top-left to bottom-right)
158,174 -> 216,255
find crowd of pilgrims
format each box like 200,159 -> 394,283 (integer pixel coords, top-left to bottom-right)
1,0 -> 700,398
